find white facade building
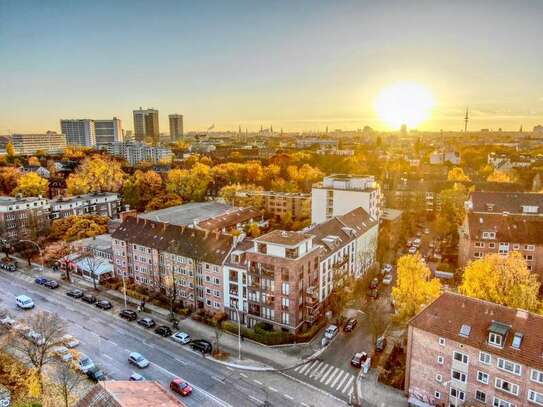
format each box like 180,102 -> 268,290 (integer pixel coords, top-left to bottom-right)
60,119 -> 96,147
311,174 -> 381,224
95,118 -> 123,147
429,150 -> 461,165
107,141 -> 172,166
10,132 -> 67,155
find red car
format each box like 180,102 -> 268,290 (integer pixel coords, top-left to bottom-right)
170,378 -> 192,396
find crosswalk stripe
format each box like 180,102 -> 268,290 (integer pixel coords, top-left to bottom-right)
335,372 -> 349,390
342,375 -> 355,393
309,361 -> 325,378
300,360 -> 317,375
320,365 -> 335,383
330,370 -> 345,388
294,364 -> 304,373
325,367 -> 340,385
348,386 -> 354,396
304,360 -> 320,376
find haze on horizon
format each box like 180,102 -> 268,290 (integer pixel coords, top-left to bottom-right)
1,0 -> 542,134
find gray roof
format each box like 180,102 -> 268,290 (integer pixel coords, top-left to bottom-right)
71,234 -> 113,252
139,202 -> 234,226
469,191 -> 543,214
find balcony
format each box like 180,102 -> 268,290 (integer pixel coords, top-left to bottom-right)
229,289 -> 239,297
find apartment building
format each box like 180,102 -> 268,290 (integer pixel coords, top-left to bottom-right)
429,150 -> 461,165
169,114 -> 184,141
106,141 -> 172,166
95,118 -> 123,147
311,174 -> 381,223
245,230 -> 321,333
406,292 -> 543,407
111,217 -> 234,312
60,119 -> 96,147
232,190 -> 311,219
133,108 -> 159,144
10,132 -> 67,155
49,192 -> 121,220
0,196 -> 50,241
223,239 -> 253,324
459,192 -> 543,277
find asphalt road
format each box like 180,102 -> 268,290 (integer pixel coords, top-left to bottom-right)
0,271 -> 344,407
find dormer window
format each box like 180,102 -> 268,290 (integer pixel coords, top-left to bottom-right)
489,332 -> 503,347
511,332 -> 523,349
488,321 -> 510,348
482,231 -> 496,240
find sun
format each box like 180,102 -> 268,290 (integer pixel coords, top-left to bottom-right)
375,82 -> 434,129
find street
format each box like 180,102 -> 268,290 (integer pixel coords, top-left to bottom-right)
0,270 -> 344,407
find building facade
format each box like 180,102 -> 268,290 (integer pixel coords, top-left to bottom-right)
0,196 -> 50,241
406,292 -> 543,407
311,174 -> 381,223
232,190 -> 311,220
133,108 -> 159,144
107,141 -> 172,166
95,118 -> 123,147
169,114 -> 184,141
10,132 -> 67,155
60,119 -> 96,147
49,193 -> 121,220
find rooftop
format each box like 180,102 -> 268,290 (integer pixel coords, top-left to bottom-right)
0,196 -> 47,206
139,202 -> 233,226
410,292 -> 543,370
255,230 -> 312,247
196,206 -> 262,232
466,212 -> 543,244
71,234 -> 113,252
469,191 -> 543,214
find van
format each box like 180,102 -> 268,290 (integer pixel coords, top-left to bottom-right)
15,295 -> 34,310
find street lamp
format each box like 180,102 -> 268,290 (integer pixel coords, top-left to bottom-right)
19,239 -> 44,272
233,302 -> 242,361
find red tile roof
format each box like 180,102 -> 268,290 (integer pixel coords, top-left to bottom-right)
466,212 -> 543,244
255,230 -> 312,246
197,206 -> 262,231
410,292 -> 543,370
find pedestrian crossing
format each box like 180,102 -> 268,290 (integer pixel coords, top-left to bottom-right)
293,360 -> 356,396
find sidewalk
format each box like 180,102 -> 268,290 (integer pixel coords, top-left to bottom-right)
12,257 -> 306,371
355,370 -> 406,407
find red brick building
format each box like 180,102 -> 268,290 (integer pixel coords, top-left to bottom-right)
406,292 -> 543,407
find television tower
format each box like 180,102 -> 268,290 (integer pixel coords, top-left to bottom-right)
464,107 -> 469,133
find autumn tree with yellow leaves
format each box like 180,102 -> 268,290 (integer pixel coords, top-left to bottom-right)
66,155 -> 126,195
122,170 -> 164,211
166,162 -> 212,201
447,167 -> 471,182
392,254 -> 442,324
12,172 -> 48,197
487,169 -> 515,183
0,167 -> 21,194
50,215 -> 109,241
459,252 -> 541,313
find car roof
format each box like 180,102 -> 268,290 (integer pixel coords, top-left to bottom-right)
16,295 -> 32,301
130,352 -> 142,357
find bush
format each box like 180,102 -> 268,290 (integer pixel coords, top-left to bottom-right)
222,320 -> 294,345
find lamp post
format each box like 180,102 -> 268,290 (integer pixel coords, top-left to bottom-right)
120,270 -> 128,309
19,239 -> 44,272
233,303 -> 242,361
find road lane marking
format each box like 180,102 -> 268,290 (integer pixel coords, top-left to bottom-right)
301,403 -> 310,407
307,361 -> 323,377
335,373 -> 349,390
268,386 -> 278,392
248,395 -> 263,404
212,375 -> 225,383
330,370 -> 345,388
240,373 -> 248,378
341,375 -> 354,393
311,361 -> 328,379
253,379 -> 263,385
283,394 -> 294,400
319,365 -> 335,382
298,360 -> 314,375
325,367 -> 340,385
226,367 -> 233,371
103,354 -> 114,362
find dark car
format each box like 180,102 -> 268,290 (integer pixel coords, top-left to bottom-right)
66,289 -> 84,298
137,317 -> 156,328
44,280 -> 59,289
35,276 -> 48,285
119,309 -> 138,321
81,294 -> 97,304
155,325 -> 173,337
351,352 -> 368,368
376,336 -> 387,352
190,339 -> 212,354
343,318 -> 358,332
86,366 -> 106,382
368,288 -> 379,300
1,263 -> 16,272
95,300 -> 112,310
369,278 -> 379,289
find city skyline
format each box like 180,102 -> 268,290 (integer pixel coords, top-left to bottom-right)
1,0 -> 543,133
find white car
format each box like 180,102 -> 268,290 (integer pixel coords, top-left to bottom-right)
77,354 -> 95,373
128,352 -> 150,368
61,334 -> 80,348
52,346 -> 73,362
26,330 -> 45,345
382,274 -> 393,285
382,264 -> 393,274
15,295 -> 34,310
171,332 -> 191,344
412,238 -> 422,248
324,325 -> 339,340
408,246 -> 417,254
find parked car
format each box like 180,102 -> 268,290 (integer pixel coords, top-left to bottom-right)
77,354 -> 95,373
408,246 -> 417,254
343,318 -> 358,333
15,295 -> 34,309
95,300 -> 112,310
129,373 -> 145,381
86,366 -> 106,382
369,278 -> 379,289
172,332 -> 191,344
51,346 -> 72,362
66,289 -> 84,298
155,325 -> 173,337
424,227 -> 430,235
368,288 -> 379,299
351,352 -> 368,368
376,336 -> 387,352
382,274 -> 393,285
119,309 -> 138,321
170,378 -> 192,396
26,330 -> 44,345
44,280 -> 59,289
324,325 -> 339,339
35,277 -> 48,285
190,339 -> 212,354
137,317 -> 156,328
61,334 -> 80,348
382,264 -> 393,274
81,294 -> 97,304
1,263 -> 17,272
0,315 -> 16,328
128,352 -> 150,368
412,238 -> 422,247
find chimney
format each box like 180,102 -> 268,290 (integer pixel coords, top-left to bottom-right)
516,309 -> 529,320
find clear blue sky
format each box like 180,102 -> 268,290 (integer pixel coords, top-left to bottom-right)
1,0 -> 542,133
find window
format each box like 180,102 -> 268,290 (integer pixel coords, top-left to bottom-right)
436,374 -> 443,383
480,352 -> 492,365
476,390 -> 487,403
281,282 -> 290,295
434,391 -> 441,399
493,396 -> 515,407
525,244 -> 535,251
474,252 -> 483,258
528,389 -> 543,406
281,312 -> 289,324
439,337 -> 446,346
525,255 -> 534,261
489,332 -> 503,347
531,369 -> 543,384
437,356 -> 444,365
495,377 -> 519,396
497,358 -> 521,376
475,242 -> 485,248
489,242 -> 496,249
454,351 -> 469,364
483,232 -> 496,240
512,243 -> 520,250
478,371 -> 489,384
450,388 -> 465,401
452,370 -> 467,383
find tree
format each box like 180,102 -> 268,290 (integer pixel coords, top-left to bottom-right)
12,172 -> 48,197
49,361 -> 83,407
9,311 -> 65,394
212,311 -> 227,356
487,169 -> 515,183
246,222 -> 261,238
459,252 -> 541,312
0,167 -> 21,194
50,215 -> 109,242
66,155 -> 126,194
6,142 -> 16,161
166,163 -> 212,201
392,254 -> 442,323
28,156 -> 41,167
447,167 -> 471,182
78,248 -> 106,290
366,297 -> 390,343
163,252 -> 179,322
122,170 -> 164,211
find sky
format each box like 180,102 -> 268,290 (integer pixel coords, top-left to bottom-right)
1,0 -> 543,133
